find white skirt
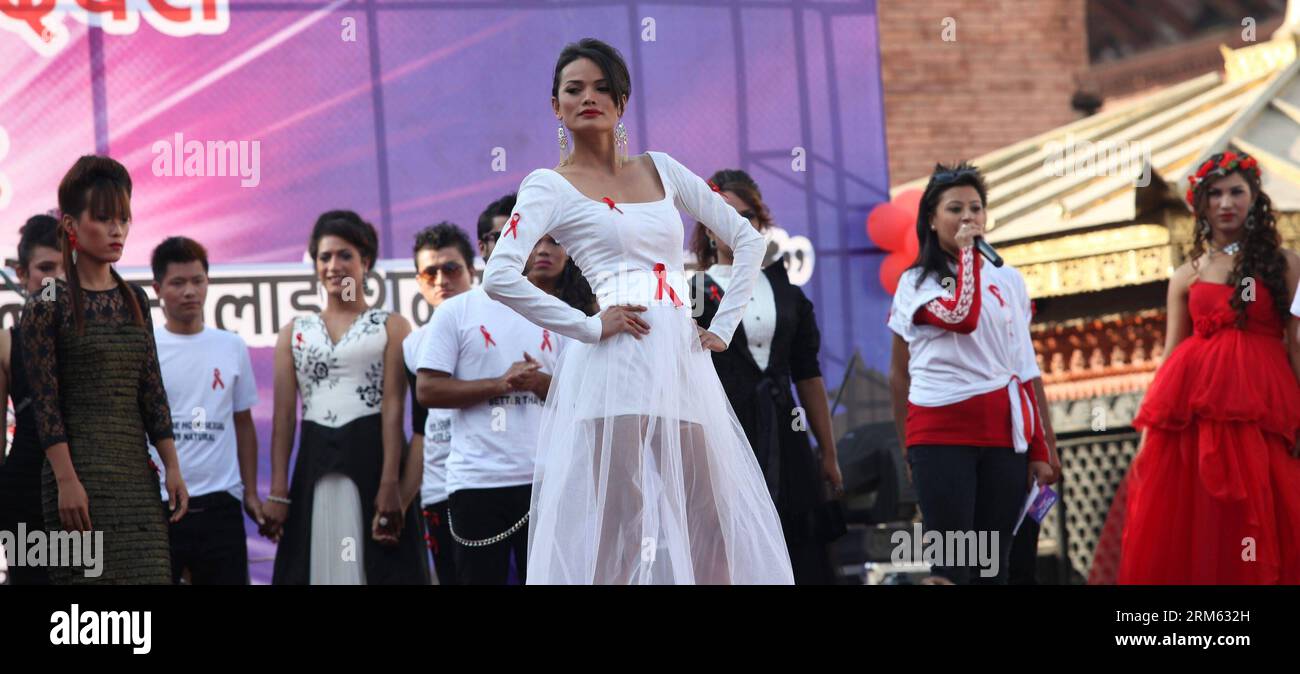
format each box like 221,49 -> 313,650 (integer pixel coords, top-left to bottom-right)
310,473 -> 365,585
526,300 -> 794,584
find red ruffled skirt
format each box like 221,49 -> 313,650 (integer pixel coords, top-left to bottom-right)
1104,284 -> 1300,584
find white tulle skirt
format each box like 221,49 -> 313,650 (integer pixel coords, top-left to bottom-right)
526,298 -> 794,584
310,473 -> 365,585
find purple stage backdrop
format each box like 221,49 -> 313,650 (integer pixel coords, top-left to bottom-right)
0,0 -> 891,583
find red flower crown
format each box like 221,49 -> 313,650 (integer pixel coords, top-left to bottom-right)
1185,151 -> 1259,207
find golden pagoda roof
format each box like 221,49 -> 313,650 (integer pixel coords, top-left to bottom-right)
892,32 -> 1300,247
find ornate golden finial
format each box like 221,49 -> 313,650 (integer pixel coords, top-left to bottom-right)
1223,2 -> 1300,82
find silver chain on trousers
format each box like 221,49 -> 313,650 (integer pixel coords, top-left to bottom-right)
447,509 -> 529,547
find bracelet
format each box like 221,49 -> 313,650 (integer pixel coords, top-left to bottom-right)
266,495 -> 291,505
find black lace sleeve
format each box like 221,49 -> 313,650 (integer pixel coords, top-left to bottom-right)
18,286 -> 67,451
134,284 -> 174,445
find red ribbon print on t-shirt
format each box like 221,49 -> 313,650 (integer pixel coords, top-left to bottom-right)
480,325 -> 497,349
504,213 -> 520,239
541,329 -> 553,352
988,284 -> 1006,307
212,368 -> 225,390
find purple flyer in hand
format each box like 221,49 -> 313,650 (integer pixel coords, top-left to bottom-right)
1028,485 -> 1058,523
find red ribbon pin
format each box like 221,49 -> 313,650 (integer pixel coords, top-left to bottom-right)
480,325 -> 497,349
541,329 -> 553,352
707,180 -> 721,193
212,368 -> 225,390
709,285 -> 721,302
601,197 -> 623,214
989,284 -> 1006,308
653,263 -> 684,308
295,332 -> 304,349
505,213 -> 520,239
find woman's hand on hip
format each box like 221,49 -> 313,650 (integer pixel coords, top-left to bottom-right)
695,323 -> 725,352
600,304 -> 650,340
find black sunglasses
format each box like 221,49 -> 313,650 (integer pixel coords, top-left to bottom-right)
932,167 -> 980,185
418,261 -> 466,282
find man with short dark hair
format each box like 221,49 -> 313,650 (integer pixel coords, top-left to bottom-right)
415,194 -> 560,585
148,236 -> 260,584
402,222 -> 475,584
476,193 -> 516,262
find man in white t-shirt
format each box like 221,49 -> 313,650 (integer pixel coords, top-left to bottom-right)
415,194 -> 568,585
401,221 -> 479,585
147,237 -> 260,584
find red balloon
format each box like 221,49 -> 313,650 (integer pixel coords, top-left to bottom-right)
902,226 -> 919,259
867,202 -> 908,251
879,252 -> 911,295
895,189 -> 923,218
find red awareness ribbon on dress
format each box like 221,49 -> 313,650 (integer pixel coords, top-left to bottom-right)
653,263 -> 684,307
295,332 -> 304,349
989,284 -> 1006,308
504,213 -> 520,239
541,329 -> 553,352
480,325 -> 497,349
212,368 -> 225,390
601,197 -> 624,214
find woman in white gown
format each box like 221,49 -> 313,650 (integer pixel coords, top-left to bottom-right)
482,38 -> 794,584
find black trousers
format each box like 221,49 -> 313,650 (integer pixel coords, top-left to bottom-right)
169,492 -> 249,585
907,444 -> 1027,585
448,485 -> 530,585
1009,518 -> 1041,585
421,499 -> 458,585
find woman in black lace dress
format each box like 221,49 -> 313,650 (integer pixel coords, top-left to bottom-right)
0,214 -> 63,585
20,156 -> 189,584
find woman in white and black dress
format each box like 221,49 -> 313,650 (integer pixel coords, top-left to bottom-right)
689,170 -> 844,585
262,211 -> 429,584
482,38 -> 793,584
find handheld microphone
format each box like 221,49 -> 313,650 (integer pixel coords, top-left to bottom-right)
975,236 -> 1004,268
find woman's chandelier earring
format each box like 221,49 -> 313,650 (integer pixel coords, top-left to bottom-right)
557,120 -> 570,165
615,121 -> 629,165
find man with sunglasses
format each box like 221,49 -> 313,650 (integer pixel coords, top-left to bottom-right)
413,194 -> 565,585
477,193 -> 516,261
401,222 -> 476,585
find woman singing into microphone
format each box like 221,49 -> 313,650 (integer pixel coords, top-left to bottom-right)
888,163 -> 1058,585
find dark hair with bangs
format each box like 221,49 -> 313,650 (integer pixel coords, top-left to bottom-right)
56,155 -> 144,334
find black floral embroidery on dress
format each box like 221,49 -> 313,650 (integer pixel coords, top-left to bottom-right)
292,316 -> 342,414
332,308 -> 387,349
356,360 -> 384,408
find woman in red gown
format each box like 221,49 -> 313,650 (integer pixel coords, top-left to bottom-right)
1111,151 -> 1300,584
